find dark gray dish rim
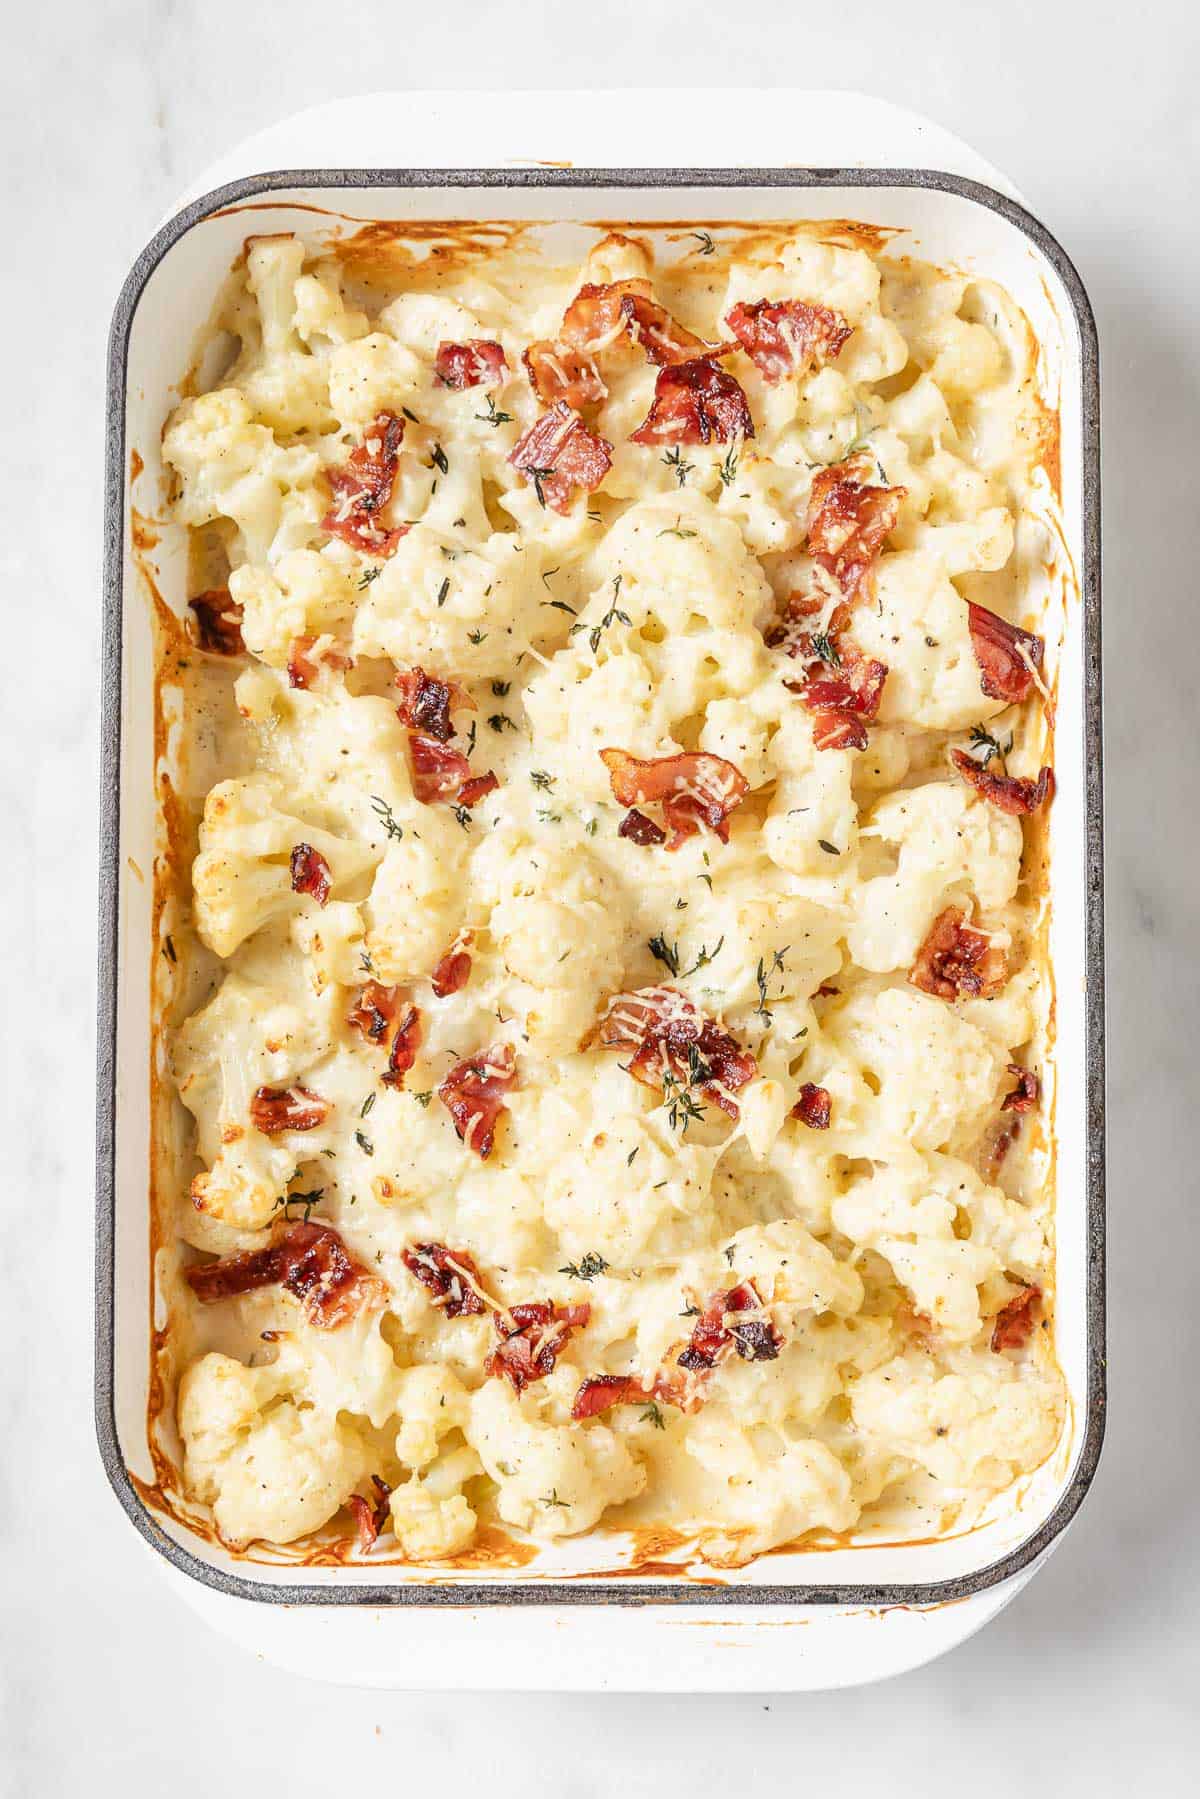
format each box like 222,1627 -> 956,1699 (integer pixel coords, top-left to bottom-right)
97,165 -> 1104,1610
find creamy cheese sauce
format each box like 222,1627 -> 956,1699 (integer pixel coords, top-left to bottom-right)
159,223 -> 1063,1565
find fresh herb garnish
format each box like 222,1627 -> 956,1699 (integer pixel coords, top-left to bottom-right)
718,445 -> 739,488
662,446 -> 693,487
413,1090 -> 433,1108
640,1402 -> 667,1429
540,1489 -> 569,1509
492,680 -> 511,697
162,935 -> 177,964
429,442 -> 449,475
683,937 -> 724,978
818,839 -> 841,856
754,946 -> 789,1023
360,1093 -> 376,1119
658,522 -> 697,539
809,630 -> 841,668
530,770 -> 554,790
476,395 -> 513,427
559,1251 -> 610,1281
354,1130 -> 374,1156
689,231 -> 717,257
436,577 -> 450,608
370,795 -> 404,841
357,566 -> 381,590
648,934 -> 681,976
453,805 -> 473,830
487,712 -> 518,733
968,723 -> 1013,768
272,1188 -> 324,1222
528,467 -> 555,508
574,575 -> 631,655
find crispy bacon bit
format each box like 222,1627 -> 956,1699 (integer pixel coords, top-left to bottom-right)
394,665 -> 474,743
560,279 -> 713,367
618,807 -> 667,847
401,1241 -> 486,1317
348,1476 -> 393,1551
724,299 -> 851,383
1002,1063 -> 1041,1113
678,1282 -> 781,1372
321,410 -> 407,556
348,979 -> 400,1044
289,843 -> 331,906
792,1083 -> 832,1129
785,635 -> 889,754
286,636 -> 353,690
991,1284 -> 1042,1353
967,602 -> 1046,705
406,733 -> 497,809
523,339 -> 606,409
438,1043 -> 517,1159
599,748 -> 749,849
486,1301 -> 590,1393
598,986 -> 757,1120
951,749 -> 1055,816
249,1085 -> 330,1135
509,402 -> 613,513
431,931 -> 473,998
629,357 -> 754,447
189,589 -> 244,655
910,906 -> 1007,1002
458,771 -> 499,809
570,1373 -> 655,1420
186,1221 -> 377,1329
805,460 -> 905,601
434,338 -> 508,390
383,1003 -> 422,1089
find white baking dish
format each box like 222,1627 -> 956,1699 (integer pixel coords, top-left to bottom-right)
96,104 -> 1103,1689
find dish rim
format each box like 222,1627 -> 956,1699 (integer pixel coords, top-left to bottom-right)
96,163 -> 1104,1609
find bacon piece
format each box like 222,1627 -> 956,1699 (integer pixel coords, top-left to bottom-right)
570,1373 -> 656,1420
438,1043 -> 517,1159
289,843 -> 331,906
630,357 -> 754,447
910,906 -> 1007,1001
1002,1063 -> 1041,1113
189,588 -> 244,655
401,1241 -> 486,1317
458,771 -> 499,809
402,1241 -> 486,1317
434,339 -> 508,390
678,1281 -> 781,1372
951,749 -> 1055,816
286,636 -> 353,690
348,979 -> 400,1044
348,1476 -> 392,1552
785,635 -> 889,754
383,1002 -> 422,1089
509,401 -> 613,513
620,291 -> 715,367
967,603 -> 1045,706
597,986 -> 757,1120
991,1284 -> 1042,1353
406,733 -> 497,809
724,299 -> 851,383
249,1085 -> 330,1135
185,1221 -> 378,1329
321,410 -> 407,556
561,279 -> 714,366
486,1301 -> 590,1393
523,340 -> 606,409
805,460 -> 905,601
599,748 -> 749,849
431,931 -> 473,998
394,666 -> 474,743
618,807 -> 667,847
791,1082 -> 832,1129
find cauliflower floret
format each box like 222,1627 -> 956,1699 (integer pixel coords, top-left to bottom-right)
290,901 -> 367,994
848,781 -> 1022,973
163,388 -> 321,564
850,1347 -> 1063,1490
594,491 -> 775,638
352,526 -> 548,678
192,775 -> 380,958
686,1416 -> 857,1566
364,810 -> 469,985
325,331 -> 424,428
467,1379 -> 646,1537
393,1365 -> 472,1471
389,1480 -> 477,1559
855,553 -> 1006,731
178,1351 -> 372,1548
229,547 -> 358,670
762,703 -> 858,876
823,984 -> 1009,1154
173,970 -> 340,1228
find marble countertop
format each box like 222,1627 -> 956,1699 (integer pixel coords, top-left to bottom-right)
5,0 -> 1199,1789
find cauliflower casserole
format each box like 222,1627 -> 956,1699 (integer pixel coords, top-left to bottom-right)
156,221 -> 1063,1568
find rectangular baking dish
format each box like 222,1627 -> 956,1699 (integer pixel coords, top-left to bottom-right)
97,167 -> 1104,1612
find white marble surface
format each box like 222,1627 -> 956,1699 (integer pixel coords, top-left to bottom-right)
4,0 -> 1200,1788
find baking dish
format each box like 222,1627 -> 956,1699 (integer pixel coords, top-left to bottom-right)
97,130 -> 1103,1689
